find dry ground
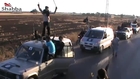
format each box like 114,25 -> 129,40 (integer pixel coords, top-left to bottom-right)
0,13 -> 125,61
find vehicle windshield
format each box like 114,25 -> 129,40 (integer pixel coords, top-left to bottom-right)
84,30 -> 104,39
132,25 -> 137,27
16,45 -> 43,62
119,28 -> 128,31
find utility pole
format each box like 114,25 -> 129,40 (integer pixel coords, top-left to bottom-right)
105,0 -> 109,27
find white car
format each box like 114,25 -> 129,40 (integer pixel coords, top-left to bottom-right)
116,27 -> 133,39
80,27 -> 114,53
131,23 -> 140,34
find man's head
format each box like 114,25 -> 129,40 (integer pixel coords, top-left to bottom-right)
46,36 -> 51,42
45,6 -> 49,10
97,68 -> 107,79
59,36 -> 63,41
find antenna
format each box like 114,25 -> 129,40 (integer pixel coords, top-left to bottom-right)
105,0 -> 109,27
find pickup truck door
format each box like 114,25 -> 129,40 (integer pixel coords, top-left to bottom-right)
38,59 -> 55,79
54,42 -> 75,73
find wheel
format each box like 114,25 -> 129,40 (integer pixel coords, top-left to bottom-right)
129,35 -> 131,38
99,45 -> 104,53
59,72 -> 67,77
125,36 -> 128,40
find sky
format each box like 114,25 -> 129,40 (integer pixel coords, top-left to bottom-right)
0,0 -> 140,16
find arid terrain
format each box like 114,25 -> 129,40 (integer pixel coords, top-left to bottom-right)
0,13 -> 128,61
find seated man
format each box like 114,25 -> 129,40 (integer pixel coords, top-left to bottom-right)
43,36 -> 56,59
55,36 -> 65,57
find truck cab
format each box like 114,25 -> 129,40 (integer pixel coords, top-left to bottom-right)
0,36 -> 75,79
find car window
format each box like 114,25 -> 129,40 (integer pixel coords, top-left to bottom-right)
84,30 -> 104,39
16,45 -> 43,62
132,25 -> 137,27
119,28 -> 129,32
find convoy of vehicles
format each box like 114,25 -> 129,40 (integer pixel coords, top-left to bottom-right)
0,36 -> 75,79
0,18 -> 139,79
80,27 -> 114,53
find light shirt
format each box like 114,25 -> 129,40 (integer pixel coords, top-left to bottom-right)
46,41 -> 56,55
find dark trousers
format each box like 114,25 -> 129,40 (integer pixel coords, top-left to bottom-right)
42,21 -> 50,36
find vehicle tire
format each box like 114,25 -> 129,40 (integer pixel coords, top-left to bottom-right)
130,35 -> 132,38
125,36 -> 128,40
138,30 -> 140,33
99,45 -> 104,53
59,72 -> 67,77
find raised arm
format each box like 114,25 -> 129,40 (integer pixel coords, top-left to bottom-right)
50,7 -> 57,14
38,4 -> 43,14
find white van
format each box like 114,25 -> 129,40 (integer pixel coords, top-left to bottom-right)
80,27 -> 114,53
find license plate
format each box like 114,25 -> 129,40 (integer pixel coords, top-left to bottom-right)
85,47 -> 91,50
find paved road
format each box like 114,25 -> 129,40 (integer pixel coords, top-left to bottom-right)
54,33 -> 140,79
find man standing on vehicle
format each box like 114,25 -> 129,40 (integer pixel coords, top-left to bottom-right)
78,28 -> 86,39
38,4 -> 57,36
43,36 -> 56,58
111,35 -> 120,57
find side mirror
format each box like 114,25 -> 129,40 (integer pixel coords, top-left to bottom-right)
103,34 -> 107,39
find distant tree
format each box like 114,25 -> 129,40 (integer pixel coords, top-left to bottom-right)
30,9 -> 38,14
86,13 -> 91,15
100,13 -> 105,17
120,14 -> 124,20
95,12 -> 101,18
91,13 -> 95,16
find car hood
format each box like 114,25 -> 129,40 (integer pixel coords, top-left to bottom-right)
81,37 -> 100,43
0,58 -> 39,74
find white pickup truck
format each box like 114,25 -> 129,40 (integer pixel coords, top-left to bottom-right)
116,27 -> 133,40
0,36 -> 75,79
131,23 -> 140,34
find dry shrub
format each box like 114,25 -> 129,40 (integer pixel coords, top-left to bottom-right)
0,55 -> 5,62
64,32 -> 79,43
0,46 -> 14,62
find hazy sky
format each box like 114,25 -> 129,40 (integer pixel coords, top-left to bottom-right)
0,0 -> 140,15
